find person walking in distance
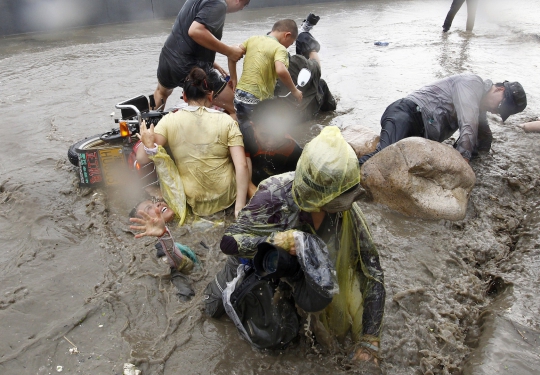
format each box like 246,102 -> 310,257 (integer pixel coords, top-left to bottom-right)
442,0 -> 479,32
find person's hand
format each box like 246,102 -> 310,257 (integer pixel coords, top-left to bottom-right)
352,342 -> 379,365
229,78 -> 237,92
234,200 -> 244,219
292,88 -> 303,103
137,120 -> 156,148
272,230 -> 298,256
129,207 -> 167,238
213,62 -> 228,77
227,44 -> 245,62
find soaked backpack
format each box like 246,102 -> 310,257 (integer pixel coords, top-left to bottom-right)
226,266 -> 299,350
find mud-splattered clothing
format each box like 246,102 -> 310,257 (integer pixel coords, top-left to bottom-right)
222,172 -> 385,342
236,35 -> 289,101
155,106 -> 244,216
406,73 -> 492,160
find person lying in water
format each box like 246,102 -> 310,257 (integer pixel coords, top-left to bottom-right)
205,126 -> 385,366
274,13 -> 336,122
136,66 -> 249,219
129,204 -> 198,301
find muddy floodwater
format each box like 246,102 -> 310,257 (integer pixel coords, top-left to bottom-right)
1,0 -> 539,374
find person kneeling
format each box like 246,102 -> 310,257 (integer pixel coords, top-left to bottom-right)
204,126 -> 385,366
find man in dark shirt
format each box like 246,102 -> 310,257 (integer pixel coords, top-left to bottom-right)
154,0 -> 249,114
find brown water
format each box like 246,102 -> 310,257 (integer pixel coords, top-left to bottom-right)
1,1 -> 539,374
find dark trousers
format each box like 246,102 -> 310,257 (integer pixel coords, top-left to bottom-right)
443,0 -> 479,31
359,98 -> 424,164
234,91 -> 259,153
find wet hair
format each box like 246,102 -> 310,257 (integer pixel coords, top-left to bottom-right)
129,200 -> 146,219
272,19 -> 298,39
129,207 -> 139,219
184,67 -> 211,101
251,98 -> 298,130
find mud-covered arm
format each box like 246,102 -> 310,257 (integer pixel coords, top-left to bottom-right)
452,80 -> 485,160
351,205 -> 385,341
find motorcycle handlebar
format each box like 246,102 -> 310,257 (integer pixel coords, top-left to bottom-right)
115,103 -> 142,127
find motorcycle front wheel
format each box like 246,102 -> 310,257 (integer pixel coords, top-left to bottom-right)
67,134 -> 117,166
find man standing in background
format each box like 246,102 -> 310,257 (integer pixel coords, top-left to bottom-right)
442,0 -> 479,32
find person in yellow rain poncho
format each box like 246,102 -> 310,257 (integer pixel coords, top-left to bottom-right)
136,67 -> 250,223
204,126 -> 385,366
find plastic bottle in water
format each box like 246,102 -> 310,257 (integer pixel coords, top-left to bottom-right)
374,41 -> 389,46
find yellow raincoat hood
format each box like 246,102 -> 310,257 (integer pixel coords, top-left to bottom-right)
292,126 -> 360,212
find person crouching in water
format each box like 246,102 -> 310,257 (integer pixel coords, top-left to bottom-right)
136,67 -> 249,219
204,126 -> 385,367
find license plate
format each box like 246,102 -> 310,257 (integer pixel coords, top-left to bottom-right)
99,148 -> 124,185
78,147 -> 124,186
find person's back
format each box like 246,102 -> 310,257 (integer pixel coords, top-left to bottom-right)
237,35 -> 290,101
229,19 -> 301,134
163,0 -> 226,62
155,107 -> 243,216
406,73 -> 487,142
277,55 -> 321,114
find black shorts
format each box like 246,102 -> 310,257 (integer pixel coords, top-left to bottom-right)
157,48 -> 227,96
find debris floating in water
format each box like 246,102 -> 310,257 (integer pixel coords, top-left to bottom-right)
63,336 -> 79,354
374,41 -> 389,46
124,363 -> 142,375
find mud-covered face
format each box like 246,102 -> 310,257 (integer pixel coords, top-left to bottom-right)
136,200 -> 174,223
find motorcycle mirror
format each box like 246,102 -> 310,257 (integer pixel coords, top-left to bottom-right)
297,68 -> 311,87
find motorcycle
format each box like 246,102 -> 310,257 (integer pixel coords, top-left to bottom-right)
67,94 -> 165,188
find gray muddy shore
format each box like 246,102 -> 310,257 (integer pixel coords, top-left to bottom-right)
1,1 -> 539,374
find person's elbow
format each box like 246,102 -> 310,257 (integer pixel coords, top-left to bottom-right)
275,61 -> 288,77
188,22 -> 204,40
237,158 -> 249,173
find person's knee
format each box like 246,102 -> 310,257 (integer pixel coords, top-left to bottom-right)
156,83 -> 173,97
